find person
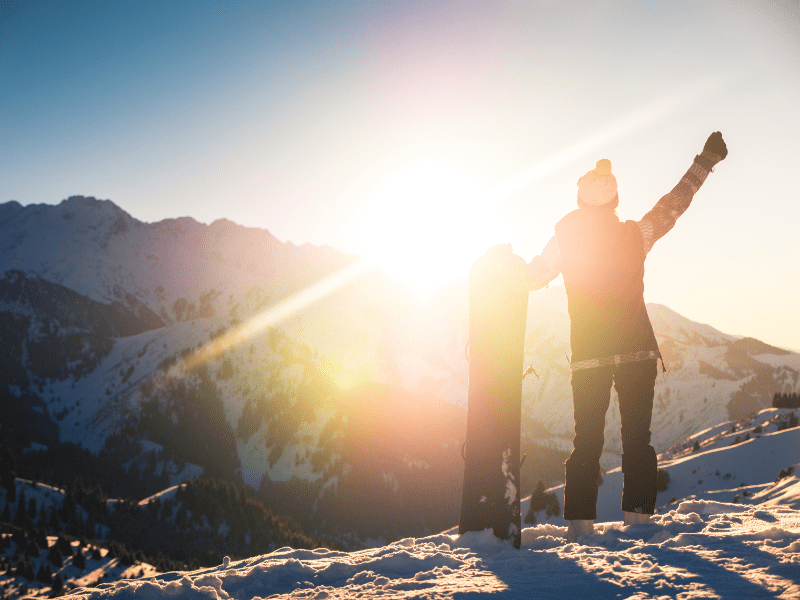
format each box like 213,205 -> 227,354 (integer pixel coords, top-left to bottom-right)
525,132 -> 728,542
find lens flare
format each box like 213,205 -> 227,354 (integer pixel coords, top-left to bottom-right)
177,259 -> 375,374
173,77 -> 736,373
487,77 -> 730,202
358,161 -> 510,291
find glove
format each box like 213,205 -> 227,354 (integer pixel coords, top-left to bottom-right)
702,131 -> 727,161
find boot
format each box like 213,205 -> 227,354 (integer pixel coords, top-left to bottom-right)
621,448 -> 658,516
566,519 -> 594,543
623,510 -> 651,526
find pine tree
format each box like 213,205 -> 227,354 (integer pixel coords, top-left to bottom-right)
59,492 -> 76,524
0,447 -> 16,502
36,563 -> 53,585
47,545 -> 63,568
524,479 -> 547,524
524,479 -> 560,524
49,506 -> 61,531
11,527 -> 26,547
15,492 -> 26,524
27,497 -> 37,521
51,572 -> 64,596
655,468 -> 671,492
72,476 -> 86,506
15,556 -> 34,580
35,530 -> 48,549
85,513 -> 97,539
56,535 -> 73,557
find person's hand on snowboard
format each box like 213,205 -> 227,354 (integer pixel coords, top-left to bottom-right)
525,255 -> 551,291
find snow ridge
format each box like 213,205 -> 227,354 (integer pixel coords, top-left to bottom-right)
63,500 -> 800,600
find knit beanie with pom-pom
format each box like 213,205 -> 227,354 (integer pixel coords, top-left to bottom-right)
577,159 -> 618,207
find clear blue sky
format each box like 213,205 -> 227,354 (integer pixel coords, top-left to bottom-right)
2,1 -> 799,349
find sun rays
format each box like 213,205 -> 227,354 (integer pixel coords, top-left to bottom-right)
358,161 -> 509,292
486,76 -> 733,203
175,259 -> 376,375
172,78 -> 735,374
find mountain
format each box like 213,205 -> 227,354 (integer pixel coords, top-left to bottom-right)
1,196 -> 799,546
0,196 -> 352,324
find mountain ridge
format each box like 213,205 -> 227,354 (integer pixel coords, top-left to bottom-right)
1,195 -> 798,546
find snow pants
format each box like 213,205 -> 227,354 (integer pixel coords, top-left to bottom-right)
563,359 -> 658,520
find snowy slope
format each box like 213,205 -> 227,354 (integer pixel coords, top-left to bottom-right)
520,407 -> 800,528
56,411 -> 800,600
5,413 -> 800,599
58,503 -> 800,599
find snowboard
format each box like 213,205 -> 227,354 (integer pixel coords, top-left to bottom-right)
459,246 -> 528,549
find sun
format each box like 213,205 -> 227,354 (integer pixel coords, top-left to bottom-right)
358,161 -> 510,292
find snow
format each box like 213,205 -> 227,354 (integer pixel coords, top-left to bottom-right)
137,484 -> 185,507
512,409 -> 800,530
56,410 -> 800,599
62,501 -> 800,600
754,353 -> 800,370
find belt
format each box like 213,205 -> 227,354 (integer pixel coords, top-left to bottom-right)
569,350 -> 662,371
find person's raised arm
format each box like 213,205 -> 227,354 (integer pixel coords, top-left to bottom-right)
638,132 -> 728,254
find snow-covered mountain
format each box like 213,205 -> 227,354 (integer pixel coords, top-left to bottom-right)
2,196 -> 799,545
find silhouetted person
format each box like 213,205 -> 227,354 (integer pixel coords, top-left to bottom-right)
526,132 -> 728,541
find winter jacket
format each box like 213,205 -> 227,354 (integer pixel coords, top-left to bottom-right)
555,208 -> 658,364
527,152 -> 721,368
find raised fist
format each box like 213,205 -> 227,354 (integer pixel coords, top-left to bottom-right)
703,131 -> 728,160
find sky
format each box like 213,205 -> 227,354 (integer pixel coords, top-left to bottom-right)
1,0 -> 799,350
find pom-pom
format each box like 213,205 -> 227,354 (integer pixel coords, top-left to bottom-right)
595,159 -> 612,174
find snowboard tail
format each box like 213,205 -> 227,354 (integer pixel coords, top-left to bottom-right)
459,248 -> 528,548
